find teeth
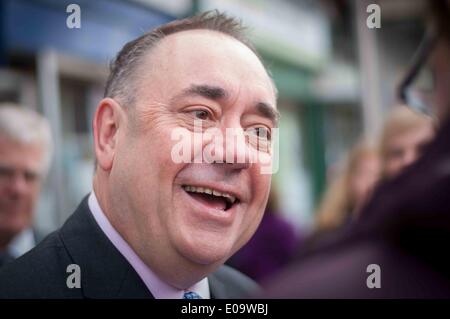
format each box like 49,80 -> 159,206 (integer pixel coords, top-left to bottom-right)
183,185 -> 237,204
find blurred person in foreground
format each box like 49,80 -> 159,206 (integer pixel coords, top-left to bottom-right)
227,190 -> 299,283
315,141 -> 381,233
0,11 -> 278,298
380,106 -> 435,180
262,0 -> 450,298
0,105 -> 51,268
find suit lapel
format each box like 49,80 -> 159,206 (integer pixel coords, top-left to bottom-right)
208,271 -> 228,299
59,196 -> 154,299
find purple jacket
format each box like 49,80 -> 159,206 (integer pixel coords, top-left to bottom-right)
262,117 -> 450,298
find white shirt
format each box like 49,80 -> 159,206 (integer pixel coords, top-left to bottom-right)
88,191 -> 210,299
8,228 -> 36,258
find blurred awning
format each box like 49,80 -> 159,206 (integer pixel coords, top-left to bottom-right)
0,0 -> 175,64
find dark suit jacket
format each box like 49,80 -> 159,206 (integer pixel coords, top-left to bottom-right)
263,117 -> 450,298
0,197 -> 259,299
0,228 -> 46,269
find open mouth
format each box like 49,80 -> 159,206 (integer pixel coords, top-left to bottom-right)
182,185 -> 239,211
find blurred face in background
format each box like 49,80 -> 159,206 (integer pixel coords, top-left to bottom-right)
0,135 -> 44,244
383,124 -> 434,178
381,108 -> 435,179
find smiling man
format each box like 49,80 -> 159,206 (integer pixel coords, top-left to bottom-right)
0,11 -> 278,299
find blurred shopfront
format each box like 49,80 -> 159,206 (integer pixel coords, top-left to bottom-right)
0,0 -> 175,232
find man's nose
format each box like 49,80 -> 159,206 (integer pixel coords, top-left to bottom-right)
206,127 -> 252,170
8,173 -> 30,196
226,132 -> 252,169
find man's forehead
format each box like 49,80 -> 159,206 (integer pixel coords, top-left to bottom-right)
159,29 -> 249,52
0,134 -> 43,152
146,29 -> 267,75
141,29 -> 276,102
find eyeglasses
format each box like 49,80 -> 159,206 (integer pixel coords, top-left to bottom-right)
398,28 -> 438,116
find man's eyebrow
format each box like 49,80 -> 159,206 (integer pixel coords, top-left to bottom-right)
173,84 -> 279,125
175,84 -> 228,101
255,102 -> 280,126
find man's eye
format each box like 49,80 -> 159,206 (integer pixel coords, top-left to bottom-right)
24,171 -> 39,183
246,127 -> 272,153
0,167 -> 14,178
192,110 -> 210,120
247,127 -> 271,139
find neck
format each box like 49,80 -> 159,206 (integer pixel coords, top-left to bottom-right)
93,175 -> 218,289
0,232 -> 15,251
146,249 -> 220,289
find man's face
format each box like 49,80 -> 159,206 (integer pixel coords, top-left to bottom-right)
108,31 -> 277,275
0,136 -> 44,239
383,124 -> 435,178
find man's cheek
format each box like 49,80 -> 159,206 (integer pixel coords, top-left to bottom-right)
254,170 -> 271,191
170,128 -> 206,164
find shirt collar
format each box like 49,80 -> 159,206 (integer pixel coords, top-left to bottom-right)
8,228 -> 35,258
88,191 -> 210,299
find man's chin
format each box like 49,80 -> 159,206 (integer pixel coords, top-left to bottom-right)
178,240 -> 232,267
0,226 -> 23,240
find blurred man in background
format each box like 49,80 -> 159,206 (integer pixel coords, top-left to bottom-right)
262,0 -> 450,298
0,105 -> 52,268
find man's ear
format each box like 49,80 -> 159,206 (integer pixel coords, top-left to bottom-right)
93,98 -> 124,171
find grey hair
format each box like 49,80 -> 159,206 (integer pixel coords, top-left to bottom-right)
0,104 -> 53,176
104,10 -> 262,108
